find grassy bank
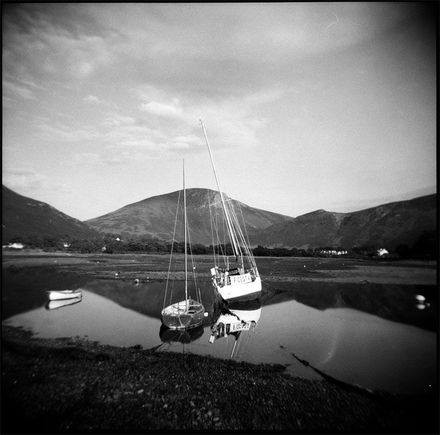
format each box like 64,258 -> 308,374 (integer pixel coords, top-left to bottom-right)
2,326 -> 437,433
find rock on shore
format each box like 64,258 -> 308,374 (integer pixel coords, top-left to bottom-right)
2,326 -> 437,433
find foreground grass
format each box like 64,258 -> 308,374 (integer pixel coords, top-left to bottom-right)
2,326 -> 437,433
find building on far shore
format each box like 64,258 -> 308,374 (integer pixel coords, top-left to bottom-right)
2,242 -> 24,249
319,249 -> 348,256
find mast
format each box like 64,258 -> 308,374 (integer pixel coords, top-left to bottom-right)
183,159 -> 188,309
199,119 -> 240,258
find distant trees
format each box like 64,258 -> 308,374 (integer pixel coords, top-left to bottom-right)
3,232 -> 437,259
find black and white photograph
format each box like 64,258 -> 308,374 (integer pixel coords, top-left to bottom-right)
2,2 -> 437,433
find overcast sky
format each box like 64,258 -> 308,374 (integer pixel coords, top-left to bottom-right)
2,3 -> 436,221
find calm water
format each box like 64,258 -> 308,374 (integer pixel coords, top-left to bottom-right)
2,268 -> 436,395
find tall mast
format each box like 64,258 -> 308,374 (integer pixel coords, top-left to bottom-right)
199,119 -> 240,258
183,159 -> 188,308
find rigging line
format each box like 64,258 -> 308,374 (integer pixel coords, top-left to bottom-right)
213,201 -> 228,267
236,202 -> 257,269
186,220 -> 201,303
183,159 -> 188,312
238,203 -> 253,257
230,200 -> 246,261
208,190 -> 218,268
163,189 -> 181,309
200,119 -> 239,257
212,203 -> 226,263
225,198 -> 244,259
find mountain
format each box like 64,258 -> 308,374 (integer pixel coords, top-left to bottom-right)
3,184 -> 435,252
253,194 -> 437,250
2,185 -> 100,243
85,188 -> 294,245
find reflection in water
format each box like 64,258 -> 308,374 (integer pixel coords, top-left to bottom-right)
2,268 -> 437,395
209,300 -> 261,358
4,290 -> 161,350
45,296 -> 82,311
210,299 -> 261,358
159,324 -> 204,344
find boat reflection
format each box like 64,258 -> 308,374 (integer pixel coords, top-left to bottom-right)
159,323 -> 204,344
209,299 -> 262,354
45,295 -> 82,311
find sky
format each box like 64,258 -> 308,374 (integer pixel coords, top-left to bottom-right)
2,2 -> 437,221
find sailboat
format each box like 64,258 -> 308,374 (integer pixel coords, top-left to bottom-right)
200,120 -> 262,303
161,160 -> 205,330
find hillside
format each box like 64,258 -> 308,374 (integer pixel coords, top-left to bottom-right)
253,194 -> 437,250
3,184 -> 436,252
2,185 -> 100,243
85,188 -> 293,245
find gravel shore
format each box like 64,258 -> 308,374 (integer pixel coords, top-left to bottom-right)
2,325 -> 437,433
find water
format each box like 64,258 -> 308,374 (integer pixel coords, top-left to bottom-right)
2,268 -> 436,395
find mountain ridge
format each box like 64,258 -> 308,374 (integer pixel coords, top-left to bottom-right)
2,185 -> 100,243
85,188 -> 294,245
2,184 -> 436,252
252,194 -> 436,250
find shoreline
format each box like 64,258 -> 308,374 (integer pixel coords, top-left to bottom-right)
2,251 -> 438,432
2,250 -> 436,285
2,325 -> 437,433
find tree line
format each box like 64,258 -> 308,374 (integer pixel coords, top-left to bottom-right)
4,230 -> 436,259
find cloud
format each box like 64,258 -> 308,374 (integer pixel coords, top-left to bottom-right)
84,94 -> 100,104
140,99 -> 183,118
3,4 -> 119,85
2,168 -> 47,191
134,85 -> 271,153
102,113 -> 136,127
3,80 -> 36,100
35,122 -> 99,142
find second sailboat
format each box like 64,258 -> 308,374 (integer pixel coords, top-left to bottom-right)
200,120 -> 262,303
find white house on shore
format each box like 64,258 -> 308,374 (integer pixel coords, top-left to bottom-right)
2,242 -> 24,249
319,249 -> 348,256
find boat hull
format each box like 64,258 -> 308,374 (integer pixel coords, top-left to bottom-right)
161,299 -> 205,330
47,290 -> 82,301
214,276 -> 262,303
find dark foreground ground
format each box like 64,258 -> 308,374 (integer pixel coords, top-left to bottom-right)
2,325 -> 438,433
2,252 -> 438,433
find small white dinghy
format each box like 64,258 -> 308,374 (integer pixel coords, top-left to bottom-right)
47,289 -> 82,301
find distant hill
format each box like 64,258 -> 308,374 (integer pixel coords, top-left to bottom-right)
3,184 -> 436,253
85,188 -> 294,245
2,185 -> 100,243
252,194 -> 437,250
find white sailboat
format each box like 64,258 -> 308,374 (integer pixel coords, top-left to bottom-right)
161,160 -> 205,330
200,120 -> 262,302
47,289 -> 82,301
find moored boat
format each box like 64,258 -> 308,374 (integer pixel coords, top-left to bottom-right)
160,160 -> 205,330
47,289 -> 82,301
200,120 -> 262,303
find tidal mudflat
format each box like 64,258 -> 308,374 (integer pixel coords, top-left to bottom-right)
2,251 -> 438,432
